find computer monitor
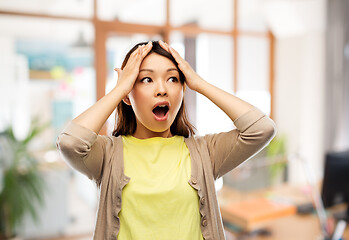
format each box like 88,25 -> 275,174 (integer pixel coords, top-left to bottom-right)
321,150 -> 349,221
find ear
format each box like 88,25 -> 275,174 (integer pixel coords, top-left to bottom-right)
122,95 -> 131,105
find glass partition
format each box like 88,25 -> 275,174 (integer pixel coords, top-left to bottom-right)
0,15 -> 97,237
237,36 -> 270,115
171,0 -> 234,31
0,15 -> 95,142
0,0 -> 93,18
98,0 -> 166,25
238,0 -> 268,32
195,34 -> 234,135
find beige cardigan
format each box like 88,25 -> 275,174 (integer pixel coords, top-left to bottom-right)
56,107 -> 276,240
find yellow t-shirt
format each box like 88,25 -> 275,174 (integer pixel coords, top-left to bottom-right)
118,135 -> 204,240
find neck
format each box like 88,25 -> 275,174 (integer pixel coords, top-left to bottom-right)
132,128 -> 172,139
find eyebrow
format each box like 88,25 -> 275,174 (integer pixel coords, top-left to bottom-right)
139,68 -> 178,73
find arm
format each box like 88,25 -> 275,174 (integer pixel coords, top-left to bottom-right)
56,42 -> 153,182
73,41 -> 153,134
56,122 -> 107,183
194,80 -> 254,121
203,108 -> 276,179
159,40 -> 276,178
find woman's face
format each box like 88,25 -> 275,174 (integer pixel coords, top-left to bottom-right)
125,52 -> 184,139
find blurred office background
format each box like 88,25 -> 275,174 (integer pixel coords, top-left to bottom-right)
0,0 -> 348,239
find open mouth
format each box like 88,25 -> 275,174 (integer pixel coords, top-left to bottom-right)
152,105 -> 169,119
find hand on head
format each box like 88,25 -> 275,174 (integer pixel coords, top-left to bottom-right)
114,41 -> 153,98
114,40 -> 204,97
159,40 -> 203,92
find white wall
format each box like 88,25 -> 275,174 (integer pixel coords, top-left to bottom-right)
196,34 -> 234,135
275,33 -> 326,183
271,0 -> 327,183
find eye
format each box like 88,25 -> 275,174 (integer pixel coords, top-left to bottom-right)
168,77 -> 179,83
140,77 -> 152,83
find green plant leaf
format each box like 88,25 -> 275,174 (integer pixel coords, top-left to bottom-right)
266,134 -> 288,184
22,118 -> 50,146
0,118 -> 48,236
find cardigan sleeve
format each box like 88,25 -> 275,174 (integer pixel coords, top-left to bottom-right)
203,107 -> 277,180
56,121 -> 110,184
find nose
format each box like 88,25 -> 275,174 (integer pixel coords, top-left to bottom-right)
155,81 -> 167,97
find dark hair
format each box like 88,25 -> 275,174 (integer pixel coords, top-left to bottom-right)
112,41 -> 195,138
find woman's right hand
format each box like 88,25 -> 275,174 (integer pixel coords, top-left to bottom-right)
71,41 -> 152,134
114,41 -> 153,98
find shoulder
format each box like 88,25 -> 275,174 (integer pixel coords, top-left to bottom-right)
101,134 -> 123,150
186,131 -> 236,145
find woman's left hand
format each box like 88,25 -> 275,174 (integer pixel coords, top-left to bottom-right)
160,40 -> 255,122
159,40 -> 204,92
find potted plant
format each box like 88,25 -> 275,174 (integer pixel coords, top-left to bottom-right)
0,119 -> 47,239
266,134 -> 288,186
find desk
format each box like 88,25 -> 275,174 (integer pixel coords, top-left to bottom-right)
218,185 -> 349,240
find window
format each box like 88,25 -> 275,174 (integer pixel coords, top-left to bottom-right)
0,0 -> 93,18
237,36 -> 271,115
171,0 -> 234,31
98,0 -> 166,25
0,0 -> 274,133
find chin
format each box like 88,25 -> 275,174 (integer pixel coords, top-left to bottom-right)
146,122 -> 173,133
149,126 -> 171,133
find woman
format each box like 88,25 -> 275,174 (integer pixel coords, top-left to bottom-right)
56,40 -> 276,239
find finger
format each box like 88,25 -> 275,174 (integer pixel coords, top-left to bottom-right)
159,40 -> 170,52
130,45 -> 141,58
138,45 -> 145,58
159,41 -> 184,66
168,45 -> 185,65
128,45 -> 143,66
168,45 -> 180,58
114,68 -> 122,76
141,41 -> 153,58
125,47 -> 141,68
132,44 -> 147,68
126,42 -> 151,70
